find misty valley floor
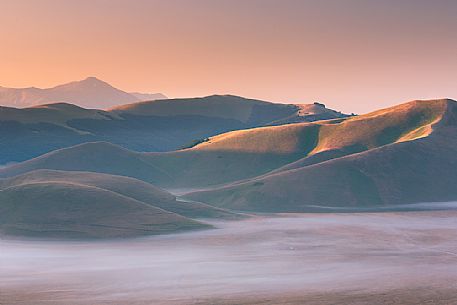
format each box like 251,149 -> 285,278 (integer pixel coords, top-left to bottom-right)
2,210 -> 457,305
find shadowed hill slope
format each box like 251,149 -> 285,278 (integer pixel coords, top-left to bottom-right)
0,170 -> 236,219
186,99 -> 457,211
0,102 -> 119,127
0,95 -> 346,164
0,142 -> 173,185
0,170 -> 245,239
0,182 -> 207,238
0,182 -> 207,239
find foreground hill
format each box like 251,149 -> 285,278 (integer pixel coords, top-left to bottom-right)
0,183 -> 207,239
0,95 -> 346,164
186,99 -> 457,211
1,99 -> 451,194
0,77 -> 166,108
0,170 -> 240,239
0,169 -> 235,219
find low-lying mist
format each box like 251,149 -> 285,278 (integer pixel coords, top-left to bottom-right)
2,210 -> 457,304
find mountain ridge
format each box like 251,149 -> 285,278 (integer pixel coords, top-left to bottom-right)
0,94 -> 348,164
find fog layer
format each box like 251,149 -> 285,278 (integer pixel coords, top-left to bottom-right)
2,211 -> 457,304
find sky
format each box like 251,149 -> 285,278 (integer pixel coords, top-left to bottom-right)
1,0 -> 456,113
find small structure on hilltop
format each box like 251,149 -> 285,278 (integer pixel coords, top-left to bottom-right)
313,101 -> 326,108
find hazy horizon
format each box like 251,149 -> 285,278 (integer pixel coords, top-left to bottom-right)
1,0 -> 457,113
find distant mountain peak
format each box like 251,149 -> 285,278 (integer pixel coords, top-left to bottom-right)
0,77 -> 166,109
79,76 -> 110,86
84,76 -> 101,81
57,77 -> 113,89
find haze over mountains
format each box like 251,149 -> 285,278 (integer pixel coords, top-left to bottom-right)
0,77 -> 166,109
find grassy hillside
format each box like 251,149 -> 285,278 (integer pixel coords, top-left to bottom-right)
0,95 -> 346,164
185,99 -> 457,211
191,99 -> 447,154
143,123 -> 321,187
266,99 -> 449,174
143,99 -> 451,188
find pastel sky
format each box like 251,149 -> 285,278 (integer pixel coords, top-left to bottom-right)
1,0 -> 456,113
